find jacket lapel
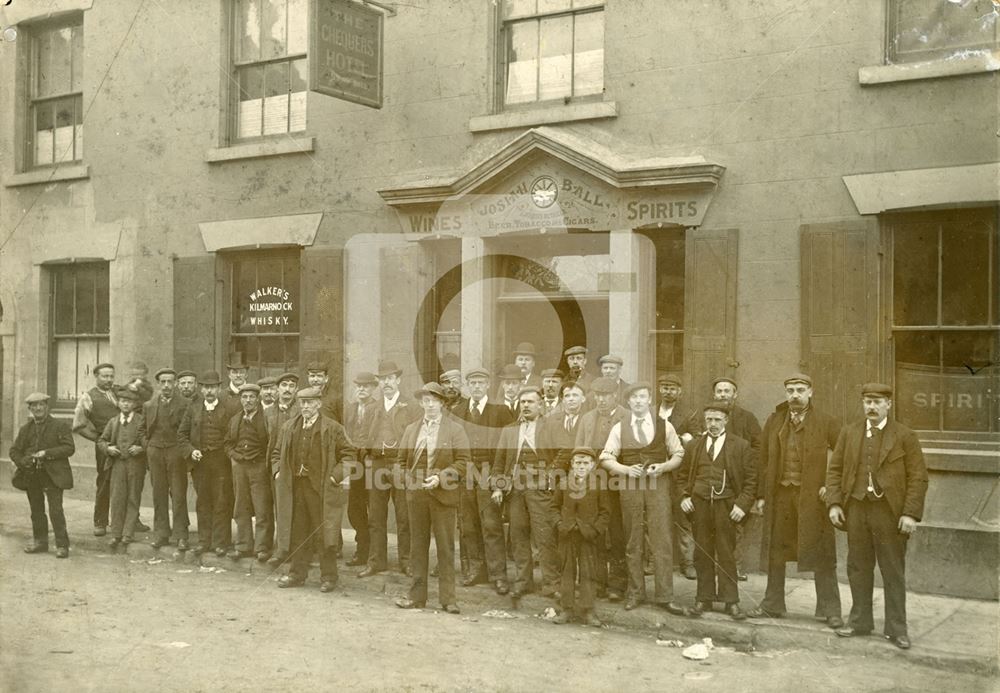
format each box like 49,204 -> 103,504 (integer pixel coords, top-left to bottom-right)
876,421 -> 896,470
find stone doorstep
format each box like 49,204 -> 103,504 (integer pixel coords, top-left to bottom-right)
3,520 -> 995,678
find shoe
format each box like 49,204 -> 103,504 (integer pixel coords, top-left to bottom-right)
552,611 -> 570,625
319,580 -> 337,593
737,572 -> 748,581
358,566 -> 382,578
747,607 -> 784,619
462,572 -> 487,587
23,543 -> 48,554
151,538 -> 169,549
494,580 -> 510,596
690,601 -> 712,616
395,597 -> 425,609
136,521 -> 151,533
607,589 -> 623,603
268,553 -> 287,567
826,616 -> 845,629
683,565 -> 697,580
277,575 -> 305,588
836,627 -> 872,638
228,549 -> 252,561
584,612 -> 603,628
346,555 -> 367,567
726,603 -> 746,621
94,526 -> 107,537
214,547 -> 228,557
887,634 -> 911,650
442,604 -> 460,615
256,552 -> 271,563
109,537 -> 122,549
176,539 -> 189,551
662,602 -> 689,617
55,547 -> 69,559
624,597 -> 640,611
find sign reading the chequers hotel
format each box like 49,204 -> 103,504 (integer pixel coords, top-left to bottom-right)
310,0 -> 384,108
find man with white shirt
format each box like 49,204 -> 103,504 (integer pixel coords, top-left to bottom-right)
492,386 -> 560,601
680,403 -> 757,620
221,357 -> 249,420
72,362 -> 119,537
498,364 -> 524,417
600,383 -> 687,614
825,383 -> 927,649
224,383 -> 273,562
540,369 -> 564,417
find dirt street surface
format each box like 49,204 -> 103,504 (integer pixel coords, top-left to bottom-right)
0,534 -> 992,693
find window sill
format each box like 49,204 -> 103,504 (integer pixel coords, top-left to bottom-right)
205,135 -> 315,163
4,164 -> 90,188
469,101 -> 617,133
859,50 -> 1000,85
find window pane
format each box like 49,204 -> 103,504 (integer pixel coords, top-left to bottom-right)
233,259 -> 258,333
940,331 -> 998,432
893,223 -> 938,325
573,10 -> 603,96
54,98 -> 78,163
238,0 -> 261,62
537,15 -> 572,101
289,59 -> 307,132
538,0 -> 571,12
941,221 -> 990,325
263,61 -> 290,135
894,331 -> 941,431
505,0 -> 537,20
890,0 -> 999,62
651,231 -> 685,330
71,26 -> 83,91
55,339 -> 80,401
34,103 -> 55,166
505,21 -> 539,104
262,0 -> 288,59
237,65 -> 264,138
36,27 -> 74,97
283,256 -> 301,332
53,268 -> 74,334
96,263 -> 110,334
656,332 -> 684,374
75,265 -> 96,333
287,0 -> 307,54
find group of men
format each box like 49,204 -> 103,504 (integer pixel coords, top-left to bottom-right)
10,341 -> 928,647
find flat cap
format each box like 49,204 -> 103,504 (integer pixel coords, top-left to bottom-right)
541,368 -> 565,379
305,361 -> 328,373
177,370 -> 198,380
376,360 -> 402,377
657,373 -> 682,387
624,382 -> 653,399
862,382 -> 893,398
564,345 -> 588,357
199,371 -> 222,386
277,372 -> 299,384
784,373 -> 813,387
25,392 -> 50,404
465,367 -> 490,380
257,376 -> 278,387
296,386 -> 324,400
498,364 -> 523,381
703,401 -> 731,414
570,447 -> 596,460
589,377 -> 617,394
512,342 -> 536,356
598,354 -> 623,366
94,362 -> 115,374
353,372 -> 378,386
154,367 -> 177,381
439,369 -> 462,382
116,384 -> 141,401
517,385 -> 543,398
712,376 -> 738,389
415,382 -> 449,401
237,383 -> 261,394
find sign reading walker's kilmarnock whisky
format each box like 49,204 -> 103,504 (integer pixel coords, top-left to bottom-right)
310,0 -> 383,108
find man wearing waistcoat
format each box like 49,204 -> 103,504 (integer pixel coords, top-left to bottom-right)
73,362 -> 119,537
144,368 -> 191,550
826,383 -> 928,650
224,382 -> 273,561
600,383 -> 687,615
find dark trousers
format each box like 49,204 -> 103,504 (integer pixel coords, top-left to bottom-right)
347,478 -> 369,562
459,485 -> 486,578
147,445 -> 189,542
407,489 -> 457,606
560,531 -> 599,611
845,497 -> 909,637
761,484 -> 841,617
671,478 -> 695,570
109,458 -> 146,540
288,477 -> 339,582
25,471 -> 68,548
620,477 -> 674,603
691,496 -> 739,604
477,488 -> 508,583
596,489 -> 627,593
232,457 -> 274,554
367,459 -> 410,570
192,449 -> 232,550
509,488 -> 559,593
93,443 -> 112,528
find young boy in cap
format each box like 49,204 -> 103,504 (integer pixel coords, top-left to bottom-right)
99,385 -> 147,548
552,447 -> 610,626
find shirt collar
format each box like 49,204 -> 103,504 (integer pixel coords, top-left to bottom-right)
867,418 -> 887,432
203,399 -> 218,411
302,413 -> 319,428
384,391 -> 400,410
470,398 -> 486,414
242,409 -> 258,421
120,412 -> 133,424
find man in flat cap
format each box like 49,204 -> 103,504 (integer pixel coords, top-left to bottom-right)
575,376 -> 629,600
680,402 -> 757,620
72,362 -> 119,537
749,374 -> 843,628
177,371 -> 200,403
224,383 -> 274,561
178,371 -> 233,556
497,364 -> 524,417
439,369 -> 467,415
563,345 -> 594,392
10,393 -> 75,557
264,371 -> 300,565
360,360 -> 420,577
221,357 -> 250,420
306,361 -> 340,422
600,383 -> 687,614
457,367 -> 513,592
257,376 -> 278,411
657,373 -> 697,580
395,383 -> 471,613
540,368 -> 565,417
272,387 -> 357,592
826,383 -> 928,650
343,371 -> 379,567
598,355 -> 630,402
144,367 -> 191,550
99,384 -> 147,549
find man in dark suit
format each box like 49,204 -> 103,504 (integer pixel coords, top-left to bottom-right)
748,374 -> 843,627
343,371 -> 378,567
680,403 -> 757,620
457,367 -> 513,592
306,360 -> 340,423
72,362 -> 119,537
10,392 -> 75,557
598,354 -> 630,401
540,381 -> 586,475
221,357 -> 250,420
144,368 -> 192,550
826,383 -> 928,650
657,373 -> 697,580
497,364 -> 523,417
563,345 -> 595,393
439,369 -> 468,415
264,371 -> 300,566
272,387 -> 356,592
224,383 -> 274,562
395,382 -> 470,613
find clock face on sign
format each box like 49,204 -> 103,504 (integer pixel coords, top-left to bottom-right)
530,176 -> 558,209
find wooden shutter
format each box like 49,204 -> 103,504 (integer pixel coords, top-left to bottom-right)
800,220 -> 880,423
301,246 -> 344,410
683,227 -> 738,394
173,255 -> 218,373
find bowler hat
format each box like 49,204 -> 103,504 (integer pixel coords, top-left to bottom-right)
564,345 -> 587,357
353,372 -> 378,386
784,373 -> 813,388
199,370 -> 222,386
498,364 -> 523,381
376,360 -> 402,377
861,382 -> 893,398
512,342 -> 536,356
24,392 -> 50,404
598,354 -> 623,366
414,382 -> 449,401
296,386 -> 324,400
154,367 -> 177,381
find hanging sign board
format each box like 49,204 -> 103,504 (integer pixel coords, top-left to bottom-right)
310,0 -> 384,108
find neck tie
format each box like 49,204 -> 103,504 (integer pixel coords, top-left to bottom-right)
708,435 -> 718,460
634,418 -> 648,446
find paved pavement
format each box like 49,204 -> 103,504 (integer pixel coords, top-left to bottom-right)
0,488 -> 996,676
